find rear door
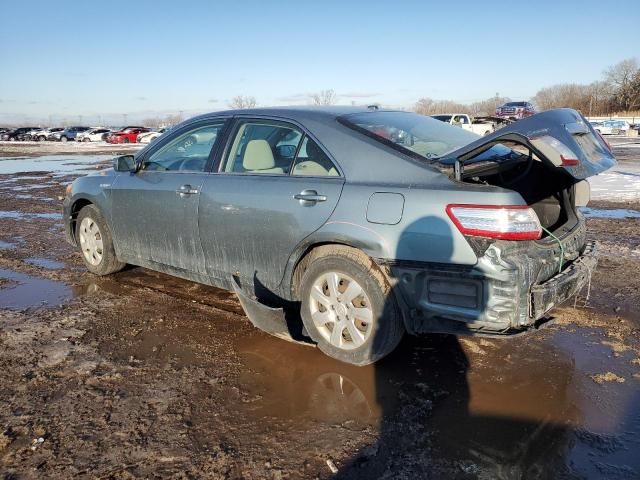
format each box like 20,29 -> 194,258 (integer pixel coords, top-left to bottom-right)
198,118 -> 344,290
441,108 -> 616,180
110,119 -> 228,275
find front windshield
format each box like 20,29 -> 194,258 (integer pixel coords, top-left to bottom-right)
340,111 -> 479,159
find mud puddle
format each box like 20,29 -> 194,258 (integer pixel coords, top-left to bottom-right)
24,256 -> 65,270
229,327 -> 639,477
0,210 -> 61,220
0,268 -> 78,309
0,240 -> 17,249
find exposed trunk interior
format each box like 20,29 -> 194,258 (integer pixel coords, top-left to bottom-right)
460,155 -> 579,238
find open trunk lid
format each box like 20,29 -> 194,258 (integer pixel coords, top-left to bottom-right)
438,108 -> 616,180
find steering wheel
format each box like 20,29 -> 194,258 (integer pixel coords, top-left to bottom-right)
178,157 -> 205,171
143,161 -> 168,171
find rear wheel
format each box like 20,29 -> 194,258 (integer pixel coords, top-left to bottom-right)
123,137 -> 130,143
76,205 -> 125,276
299,248 -> 404,365
83,137 -> 91,142
60,136 -> 68,142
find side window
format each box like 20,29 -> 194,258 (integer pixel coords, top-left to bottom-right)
291,137 -> 339,177
143,122 -> 224,172
224,121 -> 302,174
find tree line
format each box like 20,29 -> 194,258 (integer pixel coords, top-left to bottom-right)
413,58 -> 640,117
228,58 -> 639,118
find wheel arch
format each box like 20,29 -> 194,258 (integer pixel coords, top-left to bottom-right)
69,197 -> 101,243
288,241 -> 388,301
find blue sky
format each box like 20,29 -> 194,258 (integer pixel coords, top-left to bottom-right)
1,0 -> 638,124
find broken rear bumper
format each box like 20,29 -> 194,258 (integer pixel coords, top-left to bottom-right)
530,240 -> 596,319
381,224 -> 597,336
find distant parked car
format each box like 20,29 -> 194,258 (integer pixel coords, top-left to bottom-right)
107,127 -> 150,144
23,127 -> 45,141
76,128 -> 112,142
495,101 -> 536,120
33,127 -> 64,141
54,126 -> 92,142
1,127 -> 39,141
430,114 -> 495,136
593,120 -> 631,135
136,127 -> 170,144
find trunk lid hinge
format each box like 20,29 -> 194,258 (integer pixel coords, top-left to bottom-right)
454,158 -> 463,180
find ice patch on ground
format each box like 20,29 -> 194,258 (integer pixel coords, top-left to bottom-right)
589,162 -> 640,201
581,208 -> 640,219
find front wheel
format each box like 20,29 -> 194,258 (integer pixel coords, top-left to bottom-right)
299,248 -> 404,365
76,205 -> 125,276
123,137 -> 130,143
60,136 -> 68,142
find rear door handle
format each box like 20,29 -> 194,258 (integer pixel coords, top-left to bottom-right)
176,184 -> 199,197
294,189 -> 327,205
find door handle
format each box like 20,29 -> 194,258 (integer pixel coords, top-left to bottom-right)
294,189 -> 327,205
176,184 -> 199,197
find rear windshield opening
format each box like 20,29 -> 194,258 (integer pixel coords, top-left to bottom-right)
339,111 -> 479,160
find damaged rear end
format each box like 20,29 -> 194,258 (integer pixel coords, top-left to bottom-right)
406,109 -> 615,335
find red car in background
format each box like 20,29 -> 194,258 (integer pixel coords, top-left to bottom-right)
107,127 -> 150,144
495,101 -> 536,120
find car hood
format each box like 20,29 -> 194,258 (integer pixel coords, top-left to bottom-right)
438,108 -> 616,180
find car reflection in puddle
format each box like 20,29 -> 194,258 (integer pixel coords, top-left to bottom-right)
235,329 -> 639,478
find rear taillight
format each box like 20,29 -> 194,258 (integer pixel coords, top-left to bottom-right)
446,204 -> 542,240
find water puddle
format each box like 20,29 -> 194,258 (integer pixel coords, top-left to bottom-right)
582,207 -> 640,219
25,257 -> 65,270
0,240 -> 17,250
0,210 -> 61,220
0,155 -> 112,176
0,268 -> 76,309
231,326 -> 640,477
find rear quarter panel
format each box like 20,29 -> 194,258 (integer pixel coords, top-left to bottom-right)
316,181 -> 525,266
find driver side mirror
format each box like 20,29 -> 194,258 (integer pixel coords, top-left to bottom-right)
113,155 -> 136,172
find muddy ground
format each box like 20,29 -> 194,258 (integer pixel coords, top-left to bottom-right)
0,140 -> 639,479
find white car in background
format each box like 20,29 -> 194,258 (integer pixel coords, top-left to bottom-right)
136,127 -> 170,143
76,128 -> 112,142
593,120 -> 630,135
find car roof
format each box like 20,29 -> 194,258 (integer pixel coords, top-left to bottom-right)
189,105 -> 396,123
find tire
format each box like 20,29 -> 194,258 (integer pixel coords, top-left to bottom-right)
83,137 -> 91,142
123,137 -> 130,143
76,205 -> 125,276
60,136 -> 68,142
299,247 -> 404,365
37,136 -> 45,142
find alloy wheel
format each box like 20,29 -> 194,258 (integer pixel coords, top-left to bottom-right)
79,217 -> 104,266
308,272 -> 373,350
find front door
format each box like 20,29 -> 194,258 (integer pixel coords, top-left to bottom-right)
199,119 -> 344,290
110,120 -> 227,275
